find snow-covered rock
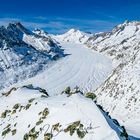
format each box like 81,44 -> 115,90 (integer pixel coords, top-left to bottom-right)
86,21 -> 140,137
0,86 -> 119,140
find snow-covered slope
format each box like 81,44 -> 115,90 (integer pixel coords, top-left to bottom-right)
53,29 -> 92,44
0,22 -> 63,90
0,86 -> 119,140
86,21 -> 140,137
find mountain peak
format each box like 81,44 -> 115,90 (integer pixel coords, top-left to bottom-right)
54,28 -> 92,43
116,20 -> 140,28
15,22 -> 32,35
67,28 -> 79,33
0,22 -> 64,89
33,28 -> 48,37
7,22 -> 32,35
110,20 -> 140,34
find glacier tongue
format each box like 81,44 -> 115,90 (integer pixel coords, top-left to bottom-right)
18,41 -> 112,96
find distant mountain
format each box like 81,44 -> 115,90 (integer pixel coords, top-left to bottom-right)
53,29 -> 92,44
0,22 -> 64,89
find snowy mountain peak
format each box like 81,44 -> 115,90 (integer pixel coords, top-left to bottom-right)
7,22 -> 32,36
112,20 -> 140,33
0,23 -> 64,89
54,28 -> 92,44
67,28 -> 80,34
66,28 -> 89,36
33,29 -> 48,37
15,22 -> 32,35
121,20 -> 140,26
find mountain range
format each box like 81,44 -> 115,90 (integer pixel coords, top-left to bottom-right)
0,21 -> 140,140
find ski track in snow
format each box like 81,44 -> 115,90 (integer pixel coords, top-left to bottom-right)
19,42 -> 112,96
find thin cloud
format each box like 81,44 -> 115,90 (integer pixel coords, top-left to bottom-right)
0,17 -> 68,29
0,17 -> 120,34
90,11 -> 117,20
53,17 -> 120,33
0,17 -> 21,26
34,16 -> 48,20
55,17 -> 118,26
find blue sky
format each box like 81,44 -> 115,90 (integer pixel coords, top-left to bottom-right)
0,0 -> 140,34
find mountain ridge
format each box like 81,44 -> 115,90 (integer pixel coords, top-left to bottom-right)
85,20 -> 140,137
0,22 -> 64,90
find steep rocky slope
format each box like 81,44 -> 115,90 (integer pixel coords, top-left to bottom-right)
86,21 -> 140,137
0,22 -> 63,90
